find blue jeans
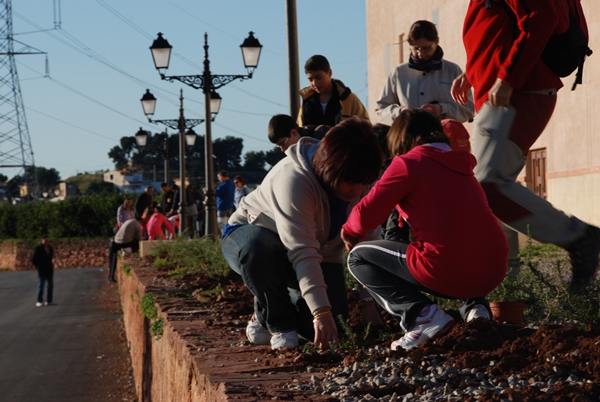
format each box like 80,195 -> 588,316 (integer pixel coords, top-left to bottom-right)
37,275 -> 53,303
348,240 -> 488,331
221,225 -> 348,339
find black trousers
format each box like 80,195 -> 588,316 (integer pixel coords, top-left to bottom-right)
348,240 -> 488,331
108,239 -> 139,281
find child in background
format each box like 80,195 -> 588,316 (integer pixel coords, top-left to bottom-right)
147,206 -> 175,240
297,55 -> 369,127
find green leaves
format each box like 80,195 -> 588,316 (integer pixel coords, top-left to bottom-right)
0,191 -> 126,240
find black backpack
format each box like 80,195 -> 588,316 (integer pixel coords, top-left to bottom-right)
485,0 -> 592,90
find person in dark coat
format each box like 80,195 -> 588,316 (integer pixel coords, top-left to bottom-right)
159,182 -> 174,215
31,235 -> 55,307
134,186 -> 155,219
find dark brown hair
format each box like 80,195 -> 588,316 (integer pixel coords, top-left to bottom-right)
408,20 -> 438,45
304,55 -> 330,73
313,117 -> 381,194
233,175 -> 245,185
387,108 -> 449,156
268,114 -> 298,143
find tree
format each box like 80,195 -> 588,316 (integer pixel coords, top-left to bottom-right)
107,130 -> 211,188
213,136 -> 243,171
243,151 -> 266,171
0,173 -> 7,183
265,147 -> 286,169
25,166 -> 61,192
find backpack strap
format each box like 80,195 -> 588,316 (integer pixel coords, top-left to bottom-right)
572,47 -> 593,90
569,1 -> 593,90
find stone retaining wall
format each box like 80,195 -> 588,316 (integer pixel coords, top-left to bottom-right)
117,257 -> 228,402
0,239 -> 108,270
116,256 -> 321,402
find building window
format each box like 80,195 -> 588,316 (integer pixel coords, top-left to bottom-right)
526,148 -> 547,199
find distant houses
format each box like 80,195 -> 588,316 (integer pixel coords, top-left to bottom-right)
103,169 -> 161,194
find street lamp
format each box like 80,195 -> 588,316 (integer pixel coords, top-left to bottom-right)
135,127 -> 148,147
149,31 -> 262,237
136,89 -> 210,236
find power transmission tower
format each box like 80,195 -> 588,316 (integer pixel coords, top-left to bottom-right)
0,0 -> 44,199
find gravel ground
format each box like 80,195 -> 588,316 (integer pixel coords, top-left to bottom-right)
127,252 -> 600,401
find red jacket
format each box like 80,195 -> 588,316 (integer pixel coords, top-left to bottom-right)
343,145 -> 508,298
463,0 -> 575,110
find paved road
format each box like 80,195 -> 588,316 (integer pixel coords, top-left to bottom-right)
0,267 -> 121,401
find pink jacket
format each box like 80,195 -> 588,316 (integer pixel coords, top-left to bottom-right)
147,213 -> 174,240
343,145 -> 508,298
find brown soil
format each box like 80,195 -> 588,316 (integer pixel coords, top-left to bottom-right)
137,256 -> 600,401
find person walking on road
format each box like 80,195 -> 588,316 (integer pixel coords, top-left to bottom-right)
32,235 -> 55,307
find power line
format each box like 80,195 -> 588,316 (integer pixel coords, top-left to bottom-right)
13,4 -> 281,157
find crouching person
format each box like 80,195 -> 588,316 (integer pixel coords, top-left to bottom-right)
221,117 -> 382,350
341,109 -> 508,350
108,216 -> 143,283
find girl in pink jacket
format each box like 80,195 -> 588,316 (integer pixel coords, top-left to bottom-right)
342,109 -> 508,351
147,206 -> 175,240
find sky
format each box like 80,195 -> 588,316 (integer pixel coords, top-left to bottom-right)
8,0 -> 368,182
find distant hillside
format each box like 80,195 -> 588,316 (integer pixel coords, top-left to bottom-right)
64,170 -> 114,194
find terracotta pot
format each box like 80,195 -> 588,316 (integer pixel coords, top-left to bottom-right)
489,301 -> 525,325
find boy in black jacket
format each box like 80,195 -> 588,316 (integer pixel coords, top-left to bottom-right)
31,235 -> 54,307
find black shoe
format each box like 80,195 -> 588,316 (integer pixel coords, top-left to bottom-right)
108,279 -> 117,283
567,225 -> 600,293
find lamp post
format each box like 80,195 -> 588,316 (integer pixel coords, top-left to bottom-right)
149,31 -> 262,236
136,89 -> 207,236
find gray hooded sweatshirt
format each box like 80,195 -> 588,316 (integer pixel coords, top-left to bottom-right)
228,136 -> 378,313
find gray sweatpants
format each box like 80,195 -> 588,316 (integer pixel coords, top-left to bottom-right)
472,98 -> 585,249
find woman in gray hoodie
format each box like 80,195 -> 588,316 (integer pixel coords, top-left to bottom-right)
221,117 -> 382,350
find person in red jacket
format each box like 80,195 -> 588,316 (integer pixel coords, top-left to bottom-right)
341,109 -> 508,350
451,0 -> 599,293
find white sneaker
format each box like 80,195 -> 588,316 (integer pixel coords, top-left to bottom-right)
245,313 -> 271,345
35,302 -> 43,307
270,331 -> 299,349
391,305 -> 454,351
466,304 -> 491,322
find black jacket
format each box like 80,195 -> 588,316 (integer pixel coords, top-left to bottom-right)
134,192 -> 153,218
31,244 -> 54,277
299,80 -> 349,126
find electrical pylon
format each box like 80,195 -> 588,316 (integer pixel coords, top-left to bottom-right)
0,0 -> 43,199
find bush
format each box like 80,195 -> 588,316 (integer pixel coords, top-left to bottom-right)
151,236 -> 231,278
0,191 -> 126,240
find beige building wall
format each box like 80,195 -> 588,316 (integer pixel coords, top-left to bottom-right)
366,0 -> 599,226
